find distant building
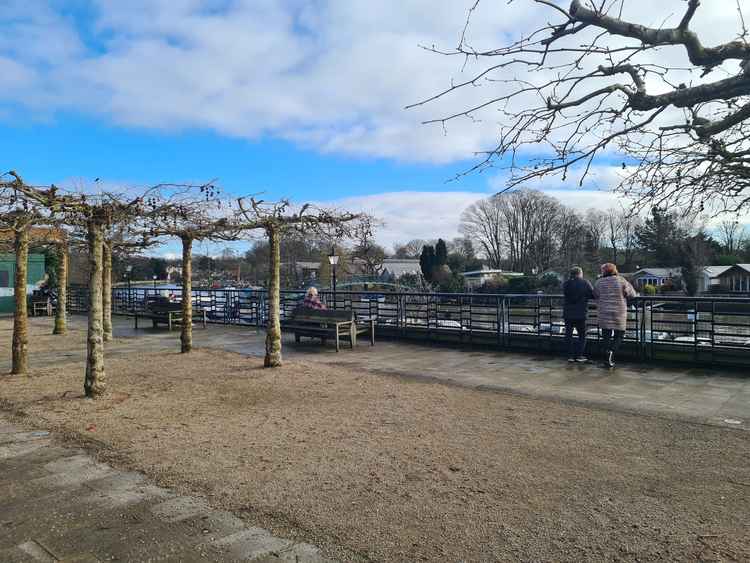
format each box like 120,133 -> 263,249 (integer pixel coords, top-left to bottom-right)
460,268 -> 524,290
629,267 -> 683,290
715,264 -> 750,293
381,259 -> 421,280
166,265 -> 183,282
0,253 -> 47,313
699,265 -> 733,293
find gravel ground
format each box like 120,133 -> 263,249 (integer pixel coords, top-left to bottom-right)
1,319 -> 749,562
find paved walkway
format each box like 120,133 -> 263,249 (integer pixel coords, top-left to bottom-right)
0,416 -> 331,562
106,316 -> 750,430
7,316 -> 750,430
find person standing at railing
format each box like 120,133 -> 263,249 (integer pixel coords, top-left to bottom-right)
563,266 -> 595,363
594,263 -> 637,369
302,287 -> 327,310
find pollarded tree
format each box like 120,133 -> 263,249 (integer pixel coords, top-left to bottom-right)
414,1 -> 750,215
236,198 -> 360,368
2,172 -> 149,397
144,186 -> 239,354
0,210 -> 36,375
0,187 -> 66,372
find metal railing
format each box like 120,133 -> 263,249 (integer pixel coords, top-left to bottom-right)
65,287 -> 750,367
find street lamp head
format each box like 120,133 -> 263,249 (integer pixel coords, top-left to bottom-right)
328,248 -> 339,266
152,275 -> 157,280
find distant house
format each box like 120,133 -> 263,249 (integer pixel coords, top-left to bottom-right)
293,261 -> 322,282
715,264 -> 750,293
460,268 -> 524,290
699,265 -> 732,293
166,265 -> 183,282
381,259 -> 420,280
629,267 -> 683,290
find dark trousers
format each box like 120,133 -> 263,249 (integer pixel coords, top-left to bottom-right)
601,329 -> 625,356
564,319 -> 587,357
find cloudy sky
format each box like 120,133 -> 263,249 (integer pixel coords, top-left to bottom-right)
1,1 -> 747,254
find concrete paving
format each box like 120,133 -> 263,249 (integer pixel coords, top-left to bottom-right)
0,417 -> 332,562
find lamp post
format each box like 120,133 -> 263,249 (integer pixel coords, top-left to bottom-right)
152,274 -> 157,290
125,265 -> 133,311
328,248 -> 339,307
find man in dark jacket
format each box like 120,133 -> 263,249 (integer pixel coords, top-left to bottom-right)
563,266 -> 594,362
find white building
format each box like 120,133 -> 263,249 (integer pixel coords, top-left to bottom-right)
460,268 -> 524,290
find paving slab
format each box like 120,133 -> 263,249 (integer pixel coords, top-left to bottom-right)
0,415 -> 334,562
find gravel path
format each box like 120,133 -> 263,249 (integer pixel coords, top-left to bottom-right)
1,320 -> 749,561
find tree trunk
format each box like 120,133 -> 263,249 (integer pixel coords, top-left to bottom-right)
11,225 -> 29,375
102,240 -> 113,342
180,236 -> 193,353
53,242 -> 68,335
264,226 -> 282,367
84,220 -> 106,398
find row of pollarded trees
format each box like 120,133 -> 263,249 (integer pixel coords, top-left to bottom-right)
1,172 -> 361,396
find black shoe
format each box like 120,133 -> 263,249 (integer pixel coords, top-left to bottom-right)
567,357 -> 576,363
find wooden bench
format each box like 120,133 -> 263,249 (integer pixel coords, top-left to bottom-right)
31,300 -> 53,317
283,308 -> 375,352
133,298 -> 207,331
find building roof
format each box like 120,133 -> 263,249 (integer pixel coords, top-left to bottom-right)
716,264 -> 750,276
632,267 -> 683,277
461,269 -> 524,278
704,265 -> 733,278
381,259 -> 420,278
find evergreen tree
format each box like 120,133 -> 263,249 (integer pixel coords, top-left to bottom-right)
635,208 -> 687,265
435,238 -> 448,266
419,245 -> 436,281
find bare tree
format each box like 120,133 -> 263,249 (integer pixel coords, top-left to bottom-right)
145,187 -> 238,354
3,213 -> 33,375
393,239 -> 432,259
460,197 -> 505,268
236,198 -> 360,367
413,1 -> 750,215
605,208 -> 624,265
717,219 -> 747,254
351,217 -> 386,276
53,240 -> 69,336
2,172 -> 148,397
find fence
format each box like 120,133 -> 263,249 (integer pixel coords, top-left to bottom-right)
67,286 -> 750,368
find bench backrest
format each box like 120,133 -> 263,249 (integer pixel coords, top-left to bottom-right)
146,296 -> 181,313
291,308 -> 353,324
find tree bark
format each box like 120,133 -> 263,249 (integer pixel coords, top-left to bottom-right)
102,240 -> 113,342
11,225 -> 29,375
53,242 -> 68,335
84,220 -> 106,398
180,236 -> 193,353
264,226 -> 282,367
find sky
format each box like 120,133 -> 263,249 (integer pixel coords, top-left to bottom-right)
1,1 -> 747,256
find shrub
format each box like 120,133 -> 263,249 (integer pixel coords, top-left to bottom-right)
642,284 -> 657,296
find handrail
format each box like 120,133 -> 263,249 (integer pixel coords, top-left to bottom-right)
64,286 -> 750,368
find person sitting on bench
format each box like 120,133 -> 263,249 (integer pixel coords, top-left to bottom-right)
302,287 -> 326,310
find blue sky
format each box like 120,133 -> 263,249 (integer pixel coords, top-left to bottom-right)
4,1 -> 744,255
3,114 -> 490,200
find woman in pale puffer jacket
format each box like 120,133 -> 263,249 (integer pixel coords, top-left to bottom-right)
594,263 -> 637,368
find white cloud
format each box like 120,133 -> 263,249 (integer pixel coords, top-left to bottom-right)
2,1 -> 743,165
323,190 -> 486,250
